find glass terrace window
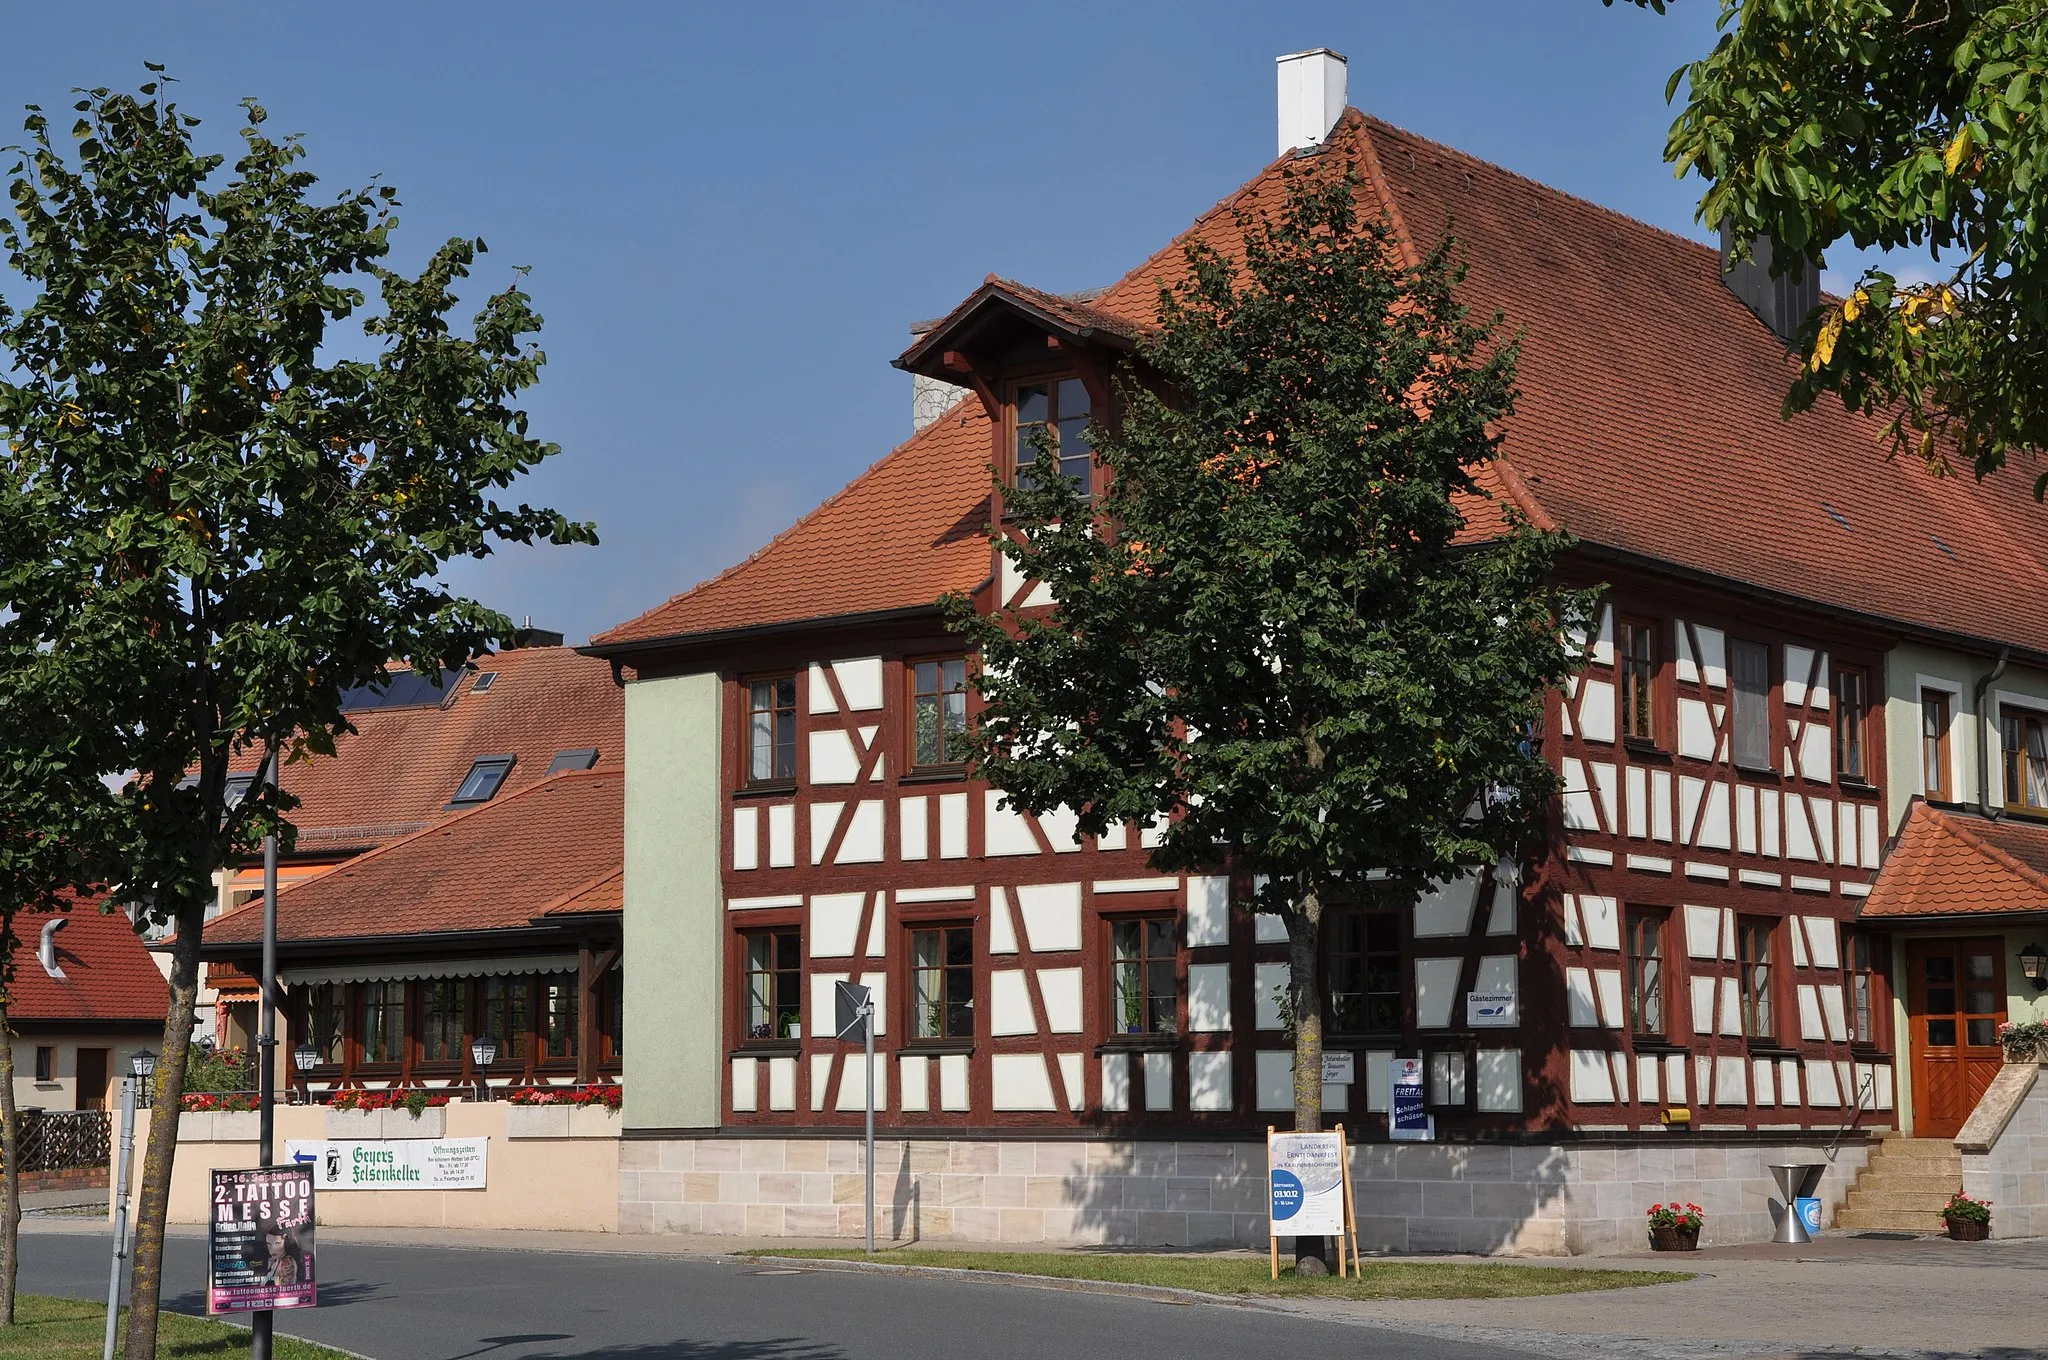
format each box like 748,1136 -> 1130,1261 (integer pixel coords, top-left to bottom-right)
419,979 -> 470,1064
2002,707 -> 2048,811
912,659 -> 969,768
910,925 -> 974,1040
1738,920 -> 1775,1040
483,976 -> 531,1064
451,755 -> 514,804
1625,909 -> 1667,1037
360,980 -> 406,1065
1620,619 -> 1657,743
1325,909 -> 1401,1034
1836,667 -> 1869,781
1922,689 -> 1953,799
748,677 -> 798,784
745,929 -> 802,1041
1110,917 -> 1177,1036
539,973 -> 578,1060
1014,377 -> 1093,493
307,983 -> 345,1065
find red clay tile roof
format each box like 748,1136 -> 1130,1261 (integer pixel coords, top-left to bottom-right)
593,110 -> 2048,658
203,769 -> 622,948
537,869 -> 622,919
8,900 -> 168,1025
1861,801 -> 2048,918
240,646 -> 622,857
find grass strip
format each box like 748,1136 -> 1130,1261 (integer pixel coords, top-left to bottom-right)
0,1295 -> 354,1360
748,1248 -> 1691,1299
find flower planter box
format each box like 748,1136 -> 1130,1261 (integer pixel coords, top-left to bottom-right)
324,1106 -> 447,1140
1649,1224 -> 1700,1252
1945,1217 -> 1990,1242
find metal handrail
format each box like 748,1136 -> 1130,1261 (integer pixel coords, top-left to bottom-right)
1826,1071 -> 1877,1162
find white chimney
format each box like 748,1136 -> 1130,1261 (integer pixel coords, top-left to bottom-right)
1275,48 -> 1348,157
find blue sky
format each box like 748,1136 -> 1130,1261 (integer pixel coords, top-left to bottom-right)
0,2 -> 1739,644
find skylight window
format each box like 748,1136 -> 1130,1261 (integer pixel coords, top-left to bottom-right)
547,748 -> 599,775
450,755 -> 515,805
224,774 -> 256,809
472,671 -> 498,693
341,668 -> 462,713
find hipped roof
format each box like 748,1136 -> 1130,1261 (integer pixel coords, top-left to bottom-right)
1862,801 -> 2048,920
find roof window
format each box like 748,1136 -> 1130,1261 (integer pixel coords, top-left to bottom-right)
341,668 -> 462,712
547,748 -> 599,775
472,671 -> 498,693
450,755 -> 515,806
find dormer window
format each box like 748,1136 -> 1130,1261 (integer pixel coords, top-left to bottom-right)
1014,377 -> 1093,493
451,754 -> 515,805
547,748 -> 599,775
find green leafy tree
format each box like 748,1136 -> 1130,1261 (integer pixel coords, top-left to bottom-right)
0,73 -> 592,1356
947,165 -> 1587,1269
1612,0 -> 2048,485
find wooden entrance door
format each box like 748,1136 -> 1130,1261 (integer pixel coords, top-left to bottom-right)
1907,938 -> 2006,1139
73,1047 -> 108,1112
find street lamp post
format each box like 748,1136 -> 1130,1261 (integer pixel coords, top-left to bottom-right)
103,1050 -> 154,1360
254,746 -> 281,1360
470,1036 -> 498,1103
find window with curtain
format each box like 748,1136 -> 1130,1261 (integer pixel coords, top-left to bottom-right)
747,677 -> 798,784
911,659 -> 969,768
482,975 -> 532,1063
744,929 -> 802,1040
1729,639 -> 1770,769
1110,917 -> 1178,1035
1625,909 -> 1667,1037
1324,909 -> 1402,1034
1836,667 -> 1869,781
1620,619 -> 1657,743
307,982 -> 346,1065
419,978 -> 471,1064
1922,689 -> 1953,799
360,980 -> 406,1065
2003,708 -> 2048,811
1738,920 -> 1775,1039
910,925 -> 975,1040
539,973 -> 578,1060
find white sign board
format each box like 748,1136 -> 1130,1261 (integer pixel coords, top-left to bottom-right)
285,1137 -> 488,1191
1268,1131 -> 1346,1237
1466,990 -> 1518,1027
1320,1052 -> 1354,1085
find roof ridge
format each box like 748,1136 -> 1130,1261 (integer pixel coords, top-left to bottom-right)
589,392 -> 984,648
1917,801 -> 2048,900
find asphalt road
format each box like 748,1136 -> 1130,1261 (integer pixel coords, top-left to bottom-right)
20,1228 -> 1546,1360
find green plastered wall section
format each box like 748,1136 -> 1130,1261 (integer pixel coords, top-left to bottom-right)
622,670 -> 724,1131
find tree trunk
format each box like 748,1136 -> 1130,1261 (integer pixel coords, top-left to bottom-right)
1285,883 -> 1329,1276
122,897 -> 202,1360
0,991 -> 19,1327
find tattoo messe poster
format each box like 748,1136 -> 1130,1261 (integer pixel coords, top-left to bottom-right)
208,1166 -> 317,1314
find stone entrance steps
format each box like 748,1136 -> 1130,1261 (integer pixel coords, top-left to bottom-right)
1834,1135 -> 1960,1233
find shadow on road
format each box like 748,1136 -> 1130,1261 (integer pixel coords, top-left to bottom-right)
513,1341 -> 848,1360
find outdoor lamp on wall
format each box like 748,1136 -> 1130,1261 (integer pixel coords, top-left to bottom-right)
2021,943 -> 2048,992
293,1040 -> 319,1103
471,1034 -> 498,1102
130,1050 -> 157,1109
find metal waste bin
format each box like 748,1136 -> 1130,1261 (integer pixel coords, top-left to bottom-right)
1768,1162 -> 1825,1244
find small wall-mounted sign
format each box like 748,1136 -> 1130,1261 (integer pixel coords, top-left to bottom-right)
1465,990 -> 1517,1027
1320,1052 -> 1355,1086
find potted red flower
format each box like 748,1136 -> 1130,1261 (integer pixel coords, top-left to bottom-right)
1942,1192 -> 1991,1242
1646,1202 -> 1704,1251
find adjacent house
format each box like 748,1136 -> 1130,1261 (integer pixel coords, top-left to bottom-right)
9,901 -> 168,1112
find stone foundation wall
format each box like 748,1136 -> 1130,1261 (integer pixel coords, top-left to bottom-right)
619,1135 -> 1872,1255
1960,1062 -> 2048,1239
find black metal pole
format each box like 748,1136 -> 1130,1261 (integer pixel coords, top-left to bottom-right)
254,747 -> 279,1360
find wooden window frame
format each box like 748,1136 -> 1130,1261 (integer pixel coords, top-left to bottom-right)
907,655 -> 971,773
1624,907 -> 1670,1039
906,921 -> 976,1044
356,978 -> 407,1074
1921,688 -> 1954,801
1737,918 -> 1778,1042
33,1045 -> 53,1083
1845,928 -> 1887,1048
1619,617 -> 1660,747
480,974 -> 535,1080
1426,1045 -> 1475,1112
1728,638 -> 1773,772
1106,913 -> 1180,1039
1835,666 -> 1871,785
742,674 -> 800,790
1323,906 -> 1404,1039
2002,705 -> 2048,813
534,972 -> 580,1072
1009,375 -> 1096,498
738,924 -> 804,1047
414,977 -> 473,1072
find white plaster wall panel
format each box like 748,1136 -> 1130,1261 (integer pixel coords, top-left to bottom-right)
1789,917 -> 1810,967
939,1054 -> 970,1111
1610,1051 -> 1632,1103
809,802 -> 843,866
835,801 -> 885,864
1695,626 -> 1727,687
1038,805 -> 1083,853
731,1058 -> 758,1113
1835,1060 -> 1855,1110
1804,916 -> 1840,968
1797,984 -> 1824,1040
1364,1050 -> 1395,1113
1096,821 -> 1128,852
899,1055 -> 930,1113
1567,968 -> 1600,1028
1820,985 -> 1848,1041
1837,802 -> 1858,868
811,974 -> 847,1037
899,796 -> 928,861
1255,913 -> 1288,944
1254,963 -> 1288,1030
1038,967 -> 1085,1033
1058,1053 -> 1085,1111
989,888 -> 1018,954
1805,1059 -> 1841,1107
1475,954 -> 1517,998
1687,901 -> 1720,954
1016,882 -> 1083,952
769,1057 -> 797,1111
1143,1052 -> 1174,1111
985,792 -> 1041,857
1255,1051 -> 1293,1111
1850,1063 -> 1878,1109
865,900 -> 887,955
1752,1057 -> 1776,1106
1799,724 -> 1832,783
1140,813 -> 1168,849
1693,1055 -> 1713,1106
809,893 -> 865,958
1594,969 -> 1626,1029
829,1057 -> 882,1117
860,973 -> 887,1035
1761,789 -> 1780,857
808,729 -> 860,785
1678,699 -> 1716,760
861,728 -> 883,781
938,793 -> 968,859
1652,769 -> 1674,841
1636,1054 -> 1661,1105
1676,622 -> 1698,684
1698,783 -> 1732,850
1487,874 -> 1516,935
1100,1052 -> 1130,1112
1784,646 -> 1814,706
1188,964 -> 1232,1032
1626,766 -> 1649,838
1737,786 -> 1758,854
830,657 -> 884,711
1861,805 -> 1881,868
1715,1057 -> 1748,1106
1569,1050 -> 1616,1103
1095,877 -> 1179,894
1811,654 -> 1831,706
1189,1052 -> 1233,1112
1562,895 -> 1585,947
1719,977 -> 1742,1036
1414,876 -> 1481,936
990,971 -> 1037,1035
1185,875 -> 1231,946
810,1053 -> 833,1111
1561,759 -> 1599,832
1579,678 -> 1616,743
1323,1069 -> 1350,1113
1678,776 -> 1705,845
1561,699 -> 1573,738
1689,976 -> 1715,1035
732,808 -> 759,871
992,1054 -> 1057,1111
1784,795 -> 1817,861
1414,957 -> 1464,1028
1809,796 -> 1834,862
1592,604 -> 1615,665
1580,895 -> 1620,951
1876,1064 -> 1894,1110
806,663 -> 838,715
1666,1054 -> 1688,1105
1778,1058 -> 1800,1107
761,804 -> 795,870
1590,762 -> 1618,831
